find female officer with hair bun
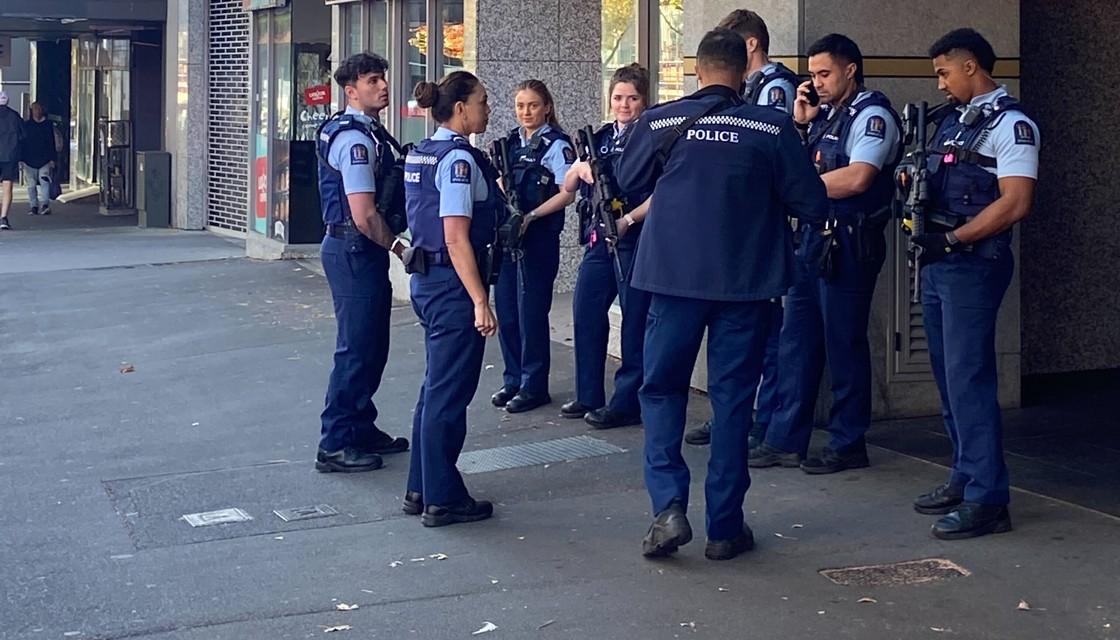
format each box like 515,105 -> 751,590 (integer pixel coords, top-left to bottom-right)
490,79 -> 577,414
401,71 -> 500,528
560,63 -> 652,430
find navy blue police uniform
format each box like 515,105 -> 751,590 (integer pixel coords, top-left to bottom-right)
759,89 -> 901,468
686,61 -> 801,446
403,127 -> 503,512
743,61 -> 799,434
921,86 -> 1038,511
316,106 -> 406,459
570,122 -> 651,421
494,125 -> 575,404
617,84 -> 828,543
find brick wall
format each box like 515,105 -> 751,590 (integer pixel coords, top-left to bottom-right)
207,0 -> 250,233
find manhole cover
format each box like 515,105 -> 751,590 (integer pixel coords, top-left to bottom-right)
819,558 -> 971,587
274,504 -> 339,522
457,435 -> 626,474
181,508 -> 253,528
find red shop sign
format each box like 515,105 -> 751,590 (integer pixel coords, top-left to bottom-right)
304,85 -> 330,106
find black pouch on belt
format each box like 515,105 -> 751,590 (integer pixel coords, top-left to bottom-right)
814,225 -> 839,281
402,247 -> 428,275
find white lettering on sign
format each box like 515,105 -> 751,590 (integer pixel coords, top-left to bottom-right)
404,171 -> 421,183
685,129 -> 740,143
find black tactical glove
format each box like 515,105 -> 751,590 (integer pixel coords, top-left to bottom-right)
910,232 -> 959,265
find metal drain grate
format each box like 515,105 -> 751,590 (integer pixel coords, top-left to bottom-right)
457,435 -> 627,475
820,558 -> 971,587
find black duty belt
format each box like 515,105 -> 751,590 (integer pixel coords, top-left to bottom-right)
424,249 -> 453,265
326,223 -> 353,239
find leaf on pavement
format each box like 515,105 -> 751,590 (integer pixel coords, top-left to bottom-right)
1017,599 -> 1032,611
323,625 -> 351,633
472,621 -> 498,635
335,603 -> 359,611
857,597 -> 878,604
119,364 -> 135,374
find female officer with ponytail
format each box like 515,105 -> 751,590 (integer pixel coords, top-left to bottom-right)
560,63 -> 652,429
401,71 -> 499,527
490,80 -> 577,414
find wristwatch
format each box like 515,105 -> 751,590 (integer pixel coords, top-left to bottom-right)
945,231 -> 961,247
623,213 -> 636,226
391,237 -> 406,252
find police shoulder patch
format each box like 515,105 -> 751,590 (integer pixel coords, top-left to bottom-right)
562,145 -> 577,164
349,143 -> 370,165
450,159 -> 472,184
1012,120 -> 1036,146
767,86 -> 787,107
864,115 -> 886,140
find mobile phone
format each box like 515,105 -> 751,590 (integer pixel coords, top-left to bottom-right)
805,82 -> 821,107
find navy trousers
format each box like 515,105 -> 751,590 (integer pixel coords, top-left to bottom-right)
640,293 -> 776,540
751,303 -> 783,428
571,239 -> 650,416
406,265 -> 486,507
765,224 -> 885,455
319,234 -> 393,452
495,220 -> 562,396
922,249 -> 1014,505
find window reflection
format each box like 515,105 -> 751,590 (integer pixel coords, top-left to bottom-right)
601,0 -> 639,119
402,0 -> 428,143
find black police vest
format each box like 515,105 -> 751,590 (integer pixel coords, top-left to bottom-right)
578,122 -> 635,246
807,91 -> 902,222
927,96 -> 1025,220
315,112 -> 405,231
743,62 -> 798,105
506,127 -> 571,220
404,136 -> 502,254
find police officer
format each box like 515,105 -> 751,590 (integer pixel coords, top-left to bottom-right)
491,80 -> 577,414
314,53 -> 409,473
401,71 -> 500,527
749,34 -> 901,475
907,29 -> 1038,540
617,29 -> 827,560
559,63 -> 652,429
685,9 -> 797,447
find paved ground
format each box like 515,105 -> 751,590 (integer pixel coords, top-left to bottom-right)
1,226 -> 1116,640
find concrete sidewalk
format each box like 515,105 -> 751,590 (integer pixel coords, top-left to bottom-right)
0,230 -> 1116,640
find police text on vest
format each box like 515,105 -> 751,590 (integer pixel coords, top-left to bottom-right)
686,129 -> 739,143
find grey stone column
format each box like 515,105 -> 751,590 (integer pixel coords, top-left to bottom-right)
474,0 -> 601,292
164,0 -> 208,230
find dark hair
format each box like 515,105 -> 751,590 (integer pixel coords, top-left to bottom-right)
609,63 -> 650,106
414,71 -> 483,123
928,28 -> 997,74
515,79 -> 560,129
333,52 -> 390,87
695,28 -> 748,78
717,9 -> 770,54
807,33 -> 864,84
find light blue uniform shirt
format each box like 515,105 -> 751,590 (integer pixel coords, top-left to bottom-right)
433,127 -> 489,219
327,105 -> 380,195
751,62 -> 798,113
961,85 -> 1040,179
843,91 -> 901,170
518,124 -> 574,184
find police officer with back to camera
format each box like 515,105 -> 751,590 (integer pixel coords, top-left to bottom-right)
685,9 -> 798,448
901,29 -> 1038,540
401,71 -> 499,527
558,63 -> 652,430
617,28 -> 827,561
314,52 -> 410,473
749,34 -> 902,475
490,80 -> 577,414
